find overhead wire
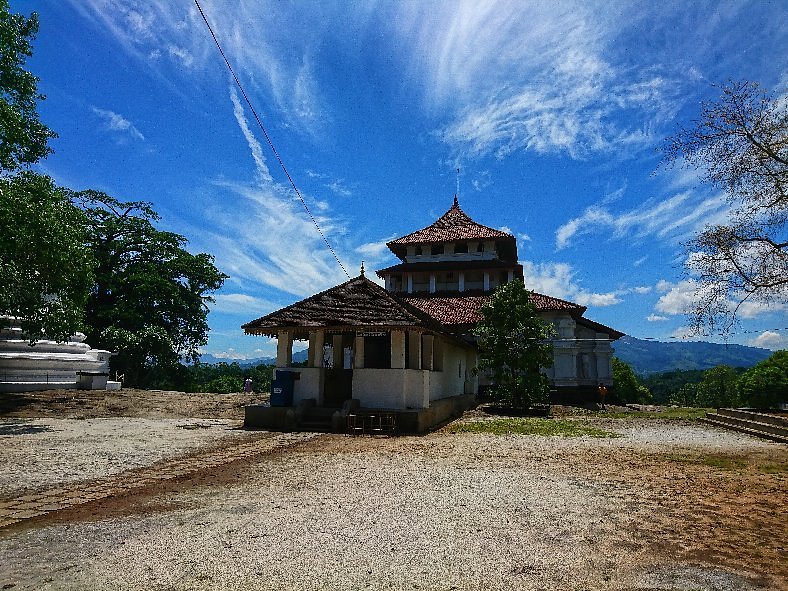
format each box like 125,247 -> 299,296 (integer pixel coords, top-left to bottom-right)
192,0 -> 351,279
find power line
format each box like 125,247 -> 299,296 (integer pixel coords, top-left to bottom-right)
192,0 -> 351,279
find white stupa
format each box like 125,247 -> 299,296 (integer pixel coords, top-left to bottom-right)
0,317 -> 113,393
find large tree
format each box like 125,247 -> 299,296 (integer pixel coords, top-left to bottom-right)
73,191 -> 227,386
0,1 -> 55,172
738,350 -> 787,409
0,172 -> 93,341
663,81 -> 787,333
474,279 -> 555,409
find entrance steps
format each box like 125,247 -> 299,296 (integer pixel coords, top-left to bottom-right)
702,408 -> 788,444
299,407 -> 339,432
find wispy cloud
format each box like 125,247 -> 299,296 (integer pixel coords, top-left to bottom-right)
210,293 -> 278,316
555,189 -> 729,250
92,106 -> 145,141
748,330 -> 786,350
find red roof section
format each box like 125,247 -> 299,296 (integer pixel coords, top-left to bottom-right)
403,292 -> 585,326
387,198 -> 512,247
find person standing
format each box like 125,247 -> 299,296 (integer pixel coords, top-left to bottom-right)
243,377 -> 253,393
598,382 -> 608,409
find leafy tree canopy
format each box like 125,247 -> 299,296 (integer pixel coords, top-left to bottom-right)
0,1 -> 55,172
611,357 -> 651,404
663,81 -> 787,333
738,350 -> 788,409
0,172 -> 93,340
694,365 -> 741,408
474,280 -> 555,409
72,191 -> 228,386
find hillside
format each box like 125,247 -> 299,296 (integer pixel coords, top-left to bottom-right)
612,336 -> 772,375
199,349 -> 308,367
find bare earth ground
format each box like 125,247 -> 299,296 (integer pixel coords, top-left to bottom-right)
0,389 -> 785,590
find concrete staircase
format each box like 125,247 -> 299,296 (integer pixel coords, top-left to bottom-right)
703,408 -> 788,444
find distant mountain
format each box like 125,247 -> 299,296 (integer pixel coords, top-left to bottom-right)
613,336 -> 772,375
198,349 -> 308,367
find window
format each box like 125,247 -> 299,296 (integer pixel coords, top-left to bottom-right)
477,242 -> 485,252
454,242 -> 468,253
431,244 -> 443,255
414,246 -> 422,255
364,335 -> 391,369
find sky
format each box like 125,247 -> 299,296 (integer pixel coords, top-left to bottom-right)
13,0 -> 788,358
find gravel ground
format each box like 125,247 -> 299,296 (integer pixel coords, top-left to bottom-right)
0,417 -> 248,497
0,418 -> 785,591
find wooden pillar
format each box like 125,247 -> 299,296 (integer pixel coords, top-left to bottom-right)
458,272 -> 465,292
407,274 -> 413,294
507,269 -> 514,282
429,273 -> 436,293
308,331 -> 324,368
276,330 -> 292,367
354,333 -> 365,369
483,272 -> 490,291
390,330 -> 406,369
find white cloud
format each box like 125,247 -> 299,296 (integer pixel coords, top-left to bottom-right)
518,233 -> 532,242
654,279 -> 698,315
633,255 -> 648,267
521,261 -> 621,307
647,314 -> 668,322
326,180 -> 352,197
229,87 -> 273,183
211,293 -> 277,316
748,331 -> 786,350
92,107 -> 145,141
555,190 -> 729,250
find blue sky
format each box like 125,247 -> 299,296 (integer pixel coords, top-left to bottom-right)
14,0 -> 788,358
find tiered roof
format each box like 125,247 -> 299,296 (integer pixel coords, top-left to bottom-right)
241,275 -> 444,338
403,292 -> 586,328
387,197 -> 514,259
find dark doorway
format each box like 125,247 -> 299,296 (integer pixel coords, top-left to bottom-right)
364,334 -> 391,369
324,333 -> 354,406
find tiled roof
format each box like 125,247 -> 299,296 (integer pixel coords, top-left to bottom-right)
242,275 -> 443,337
387,198 -> 512,247
403,292 -> 586,326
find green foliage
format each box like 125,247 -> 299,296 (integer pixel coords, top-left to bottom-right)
0,1 -> 56,172
611,357 -> 651,403
73,191 -> 227,387
738,350 -> 788,409
0,172 -> 93,341
642,369 -> 707,404
474,280 -> 555,409
447,418 -> 617,438
694,365 -> 741,408
181,362 -> 273,394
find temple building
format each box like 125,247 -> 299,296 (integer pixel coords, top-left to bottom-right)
242,197 -> 622,431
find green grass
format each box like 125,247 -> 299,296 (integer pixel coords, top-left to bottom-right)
560,407 -> 711,421
447,417 -> 618,438
666,453 -> 748,471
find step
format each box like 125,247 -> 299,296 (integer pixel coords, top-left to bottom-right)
705,412 -> 788,438
298,420 -> 333,433
716,408 -> 788,428
701,417 -> 788,444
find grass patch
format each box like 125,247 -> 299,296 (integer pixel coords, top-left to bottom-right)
448,417 -> 618,438
758,463 -> 788,475
665,453 -> 748,471
562,407 -> 711,421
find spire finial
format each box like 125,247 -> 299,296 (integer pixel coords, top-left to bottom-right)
455,167 -> 460,205
360,260 -> 365,277
453,194 -> 459,207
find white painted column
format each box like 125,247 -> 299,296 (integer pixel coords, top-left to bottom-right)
354,333 -> 365,369
458,272 -> 465,292
390,330 -> 406,369
507,269 -> 514,282
408,331 -> 421,369
421,335 -> 434,371
308,331 -> 324,367
483,272 -> 490,291
276,330 -> 293,367
384,275 -> 391,291
429,274 -> 436,293
407,274 -> 413,294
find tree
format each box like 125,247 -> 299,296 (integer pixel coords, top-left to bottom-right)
0,172 -> 93,341
0,2 -> 56,172
694,365 -> 741,408
474,280 -> 555,409
738,350 -> 788,409
611,358 -> 651,404
72,191 -> 227,386
663,81 -> 787,333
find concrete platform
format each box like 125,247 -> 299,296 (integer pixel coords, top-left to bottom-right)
244,393 -> 477,434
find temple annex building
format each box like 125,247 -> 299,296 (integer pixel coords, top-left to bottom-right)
242,197 -> 623,432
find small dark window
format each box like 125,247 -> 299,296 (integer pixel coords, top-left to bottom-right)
477,242 -> 485,252
454,242 -> 468,253
447,272 -> 454,279
414,246 -> 422,255
431,244 -> 443,255
365,335 -> 391,369
500,271 -> 508,284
